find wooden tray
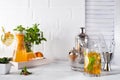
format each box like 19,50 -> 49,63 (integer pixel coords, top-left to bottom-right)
10,58 -> 52,69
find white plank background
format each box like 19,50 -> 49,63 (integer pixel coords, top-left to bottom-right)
85,0 -> 115,41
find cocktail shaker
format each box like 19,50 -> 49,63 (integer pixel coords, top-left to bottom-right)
69,27 -> 88,71
75,27 -> 89,64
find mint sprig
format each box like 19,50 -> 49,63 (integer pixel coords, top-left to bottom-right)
0,57 -> 11,64
20,66 -> 32,75
14,25 -> 25,33
14,23 -> 47,52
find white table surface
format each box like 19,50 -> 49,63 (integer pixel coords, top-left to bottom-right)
0,60 -> 120,80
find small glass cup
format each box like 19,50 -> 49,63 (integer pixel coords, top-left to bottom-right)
69,48 -> 84,72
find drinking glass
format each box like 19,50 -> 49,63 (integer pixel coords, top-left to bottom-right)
98,34 -> 115,71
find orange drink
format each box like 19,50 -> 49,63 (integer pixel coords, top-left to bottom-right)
84,49 -> 101,76
13,33 -> 28,62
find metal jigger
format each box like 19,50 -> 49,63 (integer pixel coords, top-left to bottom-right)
103,52 -> 112,71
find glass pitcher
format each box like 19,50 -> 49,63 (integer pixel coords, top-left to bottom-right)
84,40 -> 101,76
13,32 -> 28,62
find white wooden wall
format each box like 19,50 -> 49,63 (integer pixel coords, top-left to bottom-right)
0,0 -> 85,60
85,0 -> 115,41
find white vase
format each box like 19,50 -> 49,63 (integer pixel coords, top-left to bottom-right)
0,63 -> 11,74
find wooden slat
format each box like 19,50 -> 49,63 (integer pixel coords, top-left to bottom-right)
85,0 -> 115,40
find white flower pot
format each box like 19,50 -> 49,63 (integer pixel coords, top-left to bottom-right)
0,63 -> 11,74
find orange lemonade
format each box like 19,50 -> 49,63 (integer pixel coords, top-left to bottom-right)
13,33 -> 28,62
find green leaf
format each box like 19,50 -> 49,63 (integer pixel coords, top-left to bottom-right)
14,25 -> 25,33
87,57 -> 96,71
89,57 -> 95,64
87,64 -> 93,71
0,57 -> 10,64
20,66 -> 32,75
42,37 -> 47,41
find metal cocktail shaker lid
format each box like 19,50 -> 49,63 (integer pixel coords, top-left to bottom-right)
77,27 -> 89,48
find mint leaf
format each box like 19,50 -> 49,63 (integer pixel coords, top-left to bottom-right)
87,57 -> 96,71
14,25 -> 25,33
89,57 -> 95,64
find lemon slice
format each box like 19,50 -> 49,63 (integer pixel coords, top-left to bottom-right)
84,54 -> 89,68
1,27 -> 14,46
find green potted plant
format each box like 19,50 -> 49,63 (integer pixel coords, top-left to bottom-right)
0,57 -> 11,74
14,23 -> 47,52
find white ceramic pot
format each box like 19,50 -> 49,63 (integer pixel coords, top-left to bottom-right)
0,63 -> 11,74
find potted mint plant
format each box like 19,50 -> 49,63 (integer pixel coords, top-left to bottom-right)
14,23 -> 47,52
0,57 -> 11,74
